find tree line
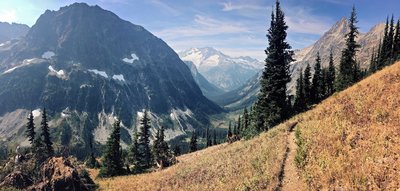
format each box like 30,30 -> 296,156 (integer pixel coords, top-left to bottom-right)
230,1 -> 400,140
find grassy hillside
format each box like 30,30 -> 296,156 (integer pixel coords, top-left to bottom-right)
91,124 -> 289,191
92,61 -> 400,191
293,61 -> 400,190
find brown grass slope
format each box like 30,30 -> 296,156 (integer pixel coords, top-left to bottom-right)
293,61 -> 400,190
92,61 -> 400,190
92,125 -> 289,191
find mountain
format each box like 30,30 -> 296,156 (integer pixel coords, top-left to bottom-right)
179,47 -> 263,91
0,22 -> 29,44
220,18 -> 385,110
0,3 -> 222,154
93,60 -> 400,190
184,61 -> 225,99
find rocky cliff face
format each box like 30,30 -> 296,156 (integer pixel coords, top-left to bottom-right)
220,18 -> 385,110
0,3 -> 222,151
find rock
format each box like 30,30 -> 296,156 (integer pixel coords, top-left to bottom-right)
0,171 -> 33,189
27,157 -> 90,191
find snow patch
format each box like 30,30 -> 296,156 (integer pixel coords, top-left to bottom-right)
122,53 -> 139,64
32,109 -> 41,118
42,51 -> 55,59
80,84 -> 93,89
3,58 -> 43,74
48,66 -> 66,79
88,69 -> 108,78
112,74 -> 125,82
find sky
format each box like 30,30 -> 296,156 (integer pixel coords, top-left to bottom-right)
0,0 -> 399,60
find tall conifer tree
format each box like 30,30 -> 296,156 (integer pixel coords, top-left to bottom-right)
137,110 -> 152,169
327,50 -> 336,95
99,120 -> 124,177
256,0 -> 294,130
40,108 -> 53,157
26,111 -> 36,146
189,132 -> 197,152
294,69 -> 306,112
393,19 -> 400,60
311,52 -> 323,104
336,5 -> 360,91
303,64 -> 312,106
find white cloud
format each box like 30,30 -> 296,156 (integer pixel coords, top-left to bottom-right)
285,6 -> 332,35
222,2 -> 265,11
156,14 -> 249,38
0,9 -> 17,23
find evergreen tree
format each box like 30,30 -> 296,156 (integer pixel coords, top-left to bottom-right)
393,19 -> 400,60
227,121 -> 232,137
206,128 -> 212,147
212,130 -> 217,146
86,137 -> 99,168
256,0 -> 294,130
233,123 -> 238,135
137,110 -> 152,169
152,126 -> 172,167
321,68 -> 328,98
303,64 -> 312,106
40,108 -> 53,157
294,69 -> 306,112
128,132 -> 139,168
173,145 -> 181,156
327,50 -> 336,95
336,6 -> 360,91
99,120 -> 124,177
311,52 -> 323,104
237,116 -> 241,135
189,132 -> 197,152
242,108 -> 249,131
387,15 -> 395,59
26,111 -> 36,146
369,48 -> 377,73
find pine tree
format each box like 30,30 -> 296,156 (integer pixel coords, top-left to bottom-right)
189,132 -> 197,152
137,110 -> 152,169
327,50 -> 336,95
206,128 -> 211,147
242,108 -> 249,131
237,116 -> 241,135
336,6 -> 360,91
387,15 -> 395,60
369,48 -> 377,73
233,123 -> 238,135
303,64 -> 312,106
212,130 -> 217,146
26,111 -> 36,146
40,108 -> 53,157
256,0 -> 294,130
173,145 -> 181,156
128,132 -> 140,168
86,136 -> 99,168
152,126 -> 172,167
321,68 -> 328,98
294,69 -> 306,112
393,19 -> 400,60
227,121 -> 232,137
99,120 -> 124,177
311,52 -> 323,104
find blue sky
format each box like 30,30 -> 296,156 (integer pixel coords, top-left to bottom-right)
0,0 -> 399,60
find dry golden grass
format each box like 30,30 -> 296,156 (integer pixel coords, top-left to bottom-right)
294,61 -> 400,190
90,125 -> 288,191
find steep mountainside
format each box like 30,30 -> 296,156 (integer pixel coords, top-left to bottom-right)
179,47 -> 263,91
0,22 -> 29,43
220,18 -> 384,110
0,3 -> 222,151
93,61 -> 400,190
184,61 -> 225,99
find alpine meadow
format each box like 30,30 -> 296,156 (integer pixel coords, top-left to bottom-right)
0,0 -> 399,190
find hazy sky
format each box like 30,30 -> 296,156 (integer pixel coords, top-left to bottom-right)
0,0 -> 399,60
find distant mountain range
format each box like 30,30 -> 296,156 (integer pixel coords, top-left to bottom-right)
179,47 -> 263,92
0,22 -> 29,43
0,3 -> 222,152
218,18 -> 385,110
